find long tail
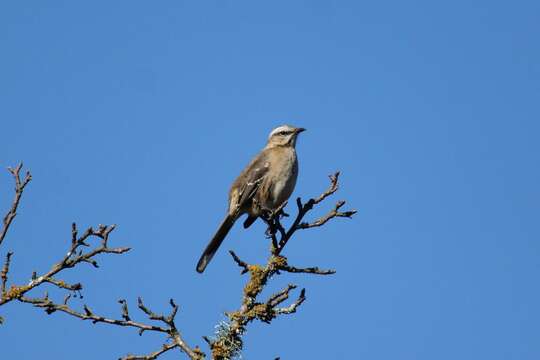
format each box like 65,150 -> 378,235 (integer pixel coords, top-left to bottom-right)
196,215 -> 236,273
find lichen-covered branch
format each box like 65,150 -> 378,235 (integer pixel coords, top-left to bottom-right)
206,172 -> 356,359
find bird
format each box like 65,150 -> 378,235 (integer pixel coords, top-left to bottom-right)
196,125 -> 306,273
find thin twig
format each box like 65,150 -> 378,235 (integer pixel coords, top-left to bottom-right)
298,200 -> 357,229
0,163 -> 32,247
122,343 -> 178,360
275,288 -> 306,315
229,251 -> 249,274
313,172 -> 340,204
267,284 -> 297,307
1,252 -> 13,295
278,264 -> 336,275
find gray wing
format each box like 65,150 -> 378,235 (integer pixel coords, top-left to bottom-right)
230,149 -> 271,214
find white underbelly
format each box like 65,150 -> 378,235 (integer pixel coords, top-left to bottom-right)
270,160 -> 298,207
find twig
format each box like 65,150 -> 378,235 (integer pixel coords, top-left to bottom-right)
275,288 -> 306,315
229,251 -> 249,274
0,163 -> 32,247
122,343 -> 178,360
1,252 -> 13,296
267,284 -> 297,307
278,264 -> 335,275
271,171 -> 356,255
313,172 -> 340,204
298,200 -> 357,229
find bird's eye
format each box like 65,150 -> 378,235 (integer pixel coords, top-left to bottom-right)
279,131 -> 288,136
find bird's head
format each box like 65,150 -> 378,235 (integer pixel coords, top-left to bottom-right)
266,125 -> 306,148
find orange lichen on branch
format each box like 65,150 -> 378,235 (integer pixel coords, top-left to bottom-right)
4,285 -> 29,300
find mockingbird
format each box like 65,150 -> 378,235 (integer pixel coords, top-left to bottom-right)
196,125 -> 306,273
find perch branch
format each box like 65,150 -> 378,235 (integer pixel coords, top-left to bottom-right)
209,171 -> 356,359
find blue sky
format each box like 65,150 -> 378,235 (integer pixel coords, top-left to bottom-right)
1,1 -> 539,359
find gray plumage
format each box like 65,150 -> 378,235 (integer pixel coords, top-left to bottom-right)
196,125 -> 305,273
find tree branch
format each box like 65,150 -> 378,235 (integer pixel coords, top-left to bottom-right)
275,288 -> 306,315
270,172 -> 357,255
0,223 -> 130,307
0,164 -> 204,359
0,163 -> 31,247
1,252 -> 13,296
122,343 -> 178,360
278,264 -> 336,275
2,164 -> 355,360
19,295 -> 204,359
229,250 -> 249,275
208,171 -> 356,359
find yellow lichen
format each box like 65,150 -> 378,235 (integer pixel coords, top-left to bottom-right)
271,255 -> 288,268
5,285 -> 28,299
243,265 -> 266,298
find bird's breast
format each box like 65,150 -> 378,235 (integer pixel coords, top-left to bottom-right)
265,148 -> 298,209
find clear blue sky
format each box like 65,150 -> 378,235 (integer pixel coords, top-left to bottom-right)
1,1 -> 539,359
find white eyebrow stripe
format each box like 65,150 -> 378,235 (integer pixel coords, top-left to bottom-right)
269,125 -> 295,138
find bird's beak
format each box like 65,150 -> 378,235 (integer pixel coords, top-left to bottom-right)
295,127 -> 306,134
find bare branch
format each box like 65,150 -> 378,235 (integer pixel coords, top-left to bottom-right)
0,223 -> 130,307
275,288 -> 306,315
19,295 -> 168,332
298,200 -> 357,229
267,284 -> 297,307
133,297 -> 202,359
229,250 -> 249,274
313,172 -> 340,204
119,299 -> 131,321
42,277 -> 83,292
1,163 -> 32,247
1,252 -> 13,295
278,264 -> 336,275
18,294 -> 203,359
122,343 -> 178,360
